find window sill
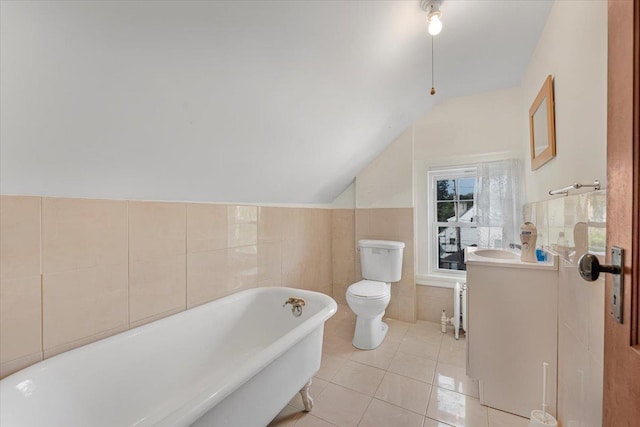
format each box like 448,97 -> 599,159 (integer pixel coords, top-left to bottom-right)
416,273 -> 466,289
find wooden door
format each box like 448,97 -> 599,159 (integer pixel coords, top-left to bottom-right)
604,0 -> 640,425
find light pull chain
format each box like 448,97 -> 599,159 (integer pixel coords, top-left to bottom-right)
430,36 -> 436,95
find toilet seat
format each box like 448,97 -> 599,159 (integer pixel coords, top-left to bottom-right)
347,280 -> 389,299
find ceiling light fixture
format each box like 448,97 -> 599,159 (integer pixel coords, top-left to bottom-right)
420,0 -> 443,95
421,0 -> 443,36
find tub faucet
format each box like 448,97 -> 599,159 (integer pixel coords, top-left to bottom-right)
509,243 -> 522,250
283,297 -> 306,317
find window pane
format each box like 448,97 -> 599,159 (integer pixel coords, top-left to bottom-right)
460,227 -> 479,249
458,178 -> 475,200
458,200 -> 474,223
436,179 -> 455,201
437,201 -> 456,222
437,226 -> 478,271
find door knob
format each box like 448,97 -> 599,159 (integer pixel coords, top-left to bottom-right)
577,247 -> 625,324
578,253 -> 621,281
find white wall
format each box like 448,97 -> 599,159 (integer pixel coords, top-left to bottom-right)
355,127 -> 414,209
356,0 -> 608,278
351,86 -> 523,282
331,182 -> 355,209
520,2 -> 607,426
521,0 -> 607,203
413,87 -> 524,162
414,87 -> 523,283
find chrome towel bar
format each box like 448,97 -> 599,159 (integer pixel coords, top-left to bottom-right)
548,180 -> 601,196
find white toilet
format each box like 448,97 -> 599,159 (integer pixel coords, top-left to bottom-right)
346,240 -> 405,350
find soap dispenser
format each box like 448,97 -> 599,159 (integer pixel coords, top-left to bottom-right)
520,222 -> 538,263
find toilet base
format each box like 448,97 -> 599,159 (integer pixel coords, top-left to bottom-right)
352,314 -> 388,350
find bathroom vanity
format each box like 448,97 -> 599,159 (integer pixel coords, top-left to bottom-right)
465,247 -> 559,418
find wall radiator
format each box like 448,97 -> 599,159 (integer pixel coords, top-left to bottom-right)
441,282 -> 468,340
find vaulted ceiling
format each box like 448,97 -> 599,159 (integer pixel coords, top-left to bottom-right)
0,0 -> 553,203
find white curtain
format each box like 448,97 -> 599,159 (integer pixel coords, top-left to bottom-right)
474,159 -> 524,249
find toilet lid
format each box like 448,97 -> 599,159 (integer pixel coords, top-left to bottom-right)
347,280 -> 388,298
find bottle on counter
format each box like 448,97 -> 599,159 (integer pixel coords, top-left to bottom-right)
556,231 -> 569,259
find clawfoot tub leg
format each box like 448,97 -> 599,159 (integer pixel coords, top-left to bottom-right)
299,379 -> 313,412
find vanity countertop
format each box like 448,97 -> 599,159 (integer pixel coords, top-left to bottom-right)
465,247 -> 558,271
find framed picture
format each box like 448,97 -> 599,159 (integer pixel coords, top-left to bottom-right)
529,75 -> 556,170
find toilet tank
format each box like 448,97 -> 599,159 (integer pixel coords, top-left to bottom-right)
359,240 -> 405,283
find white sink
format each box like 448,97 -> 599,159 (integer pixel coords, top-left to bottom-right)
465,247 -> 558,270
473,249 -> 520,260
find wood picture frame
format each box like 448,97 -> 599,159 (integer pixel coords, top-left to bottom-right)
529,75 -> 556,170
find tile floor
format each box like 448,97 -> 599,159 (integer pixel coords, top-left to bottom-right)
269,304 -> 530,427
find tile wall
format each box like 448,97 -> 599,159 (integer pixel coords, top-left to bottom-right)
331,209 -> 356,305
331,208 -> 417,323
1,196 -> 43,376
416,286 -> 454,323
0,196 -> 332,378
524,191 -> 606,427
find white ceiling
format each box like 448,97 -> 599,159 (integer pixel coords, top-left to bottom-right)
0,0 -> 553,204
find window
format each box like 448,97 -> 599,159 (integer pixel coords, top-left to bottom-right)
428,167 -> 478,276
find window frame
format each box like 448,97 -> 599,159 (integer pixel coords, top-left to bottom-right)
427,166 -> 478,279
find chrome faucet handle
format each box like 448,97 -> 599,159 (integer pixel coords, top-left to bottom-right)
283,297 -> 306,317
283,297 -> 306,307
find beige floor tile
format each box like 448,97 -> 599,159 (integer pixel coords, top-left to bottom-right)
375,372 -> 431,415
423,417 -> 456,427
434,362 -> 479,398
331,360 -> 385,396
312,383 -> 372,427
437,335 -> 466,368
323,322 -> 342,338
349,345 -> 397,370
398,334 -> 442,361
289,378 -> 329,411
388,351 -> 437,384
328,317 -> 357,340
406,320 -> 444,340
426,387 -> 488,427
383,318 -> 411,343
269,405 -> 302,427
294,413 -> 337,427
316,354 -> 348,381
359,398 -> 425,427
487,408 -> 530,427
376,338 -> 401,353
323,335 -> 356,359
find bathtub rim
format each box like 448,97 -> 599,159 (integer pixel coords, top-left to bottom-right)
1,287 -> 337,427
159,287 -> 337,425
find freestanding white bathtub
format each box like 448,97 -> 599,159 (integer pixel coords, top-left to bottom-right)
0,287 -> 337,427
